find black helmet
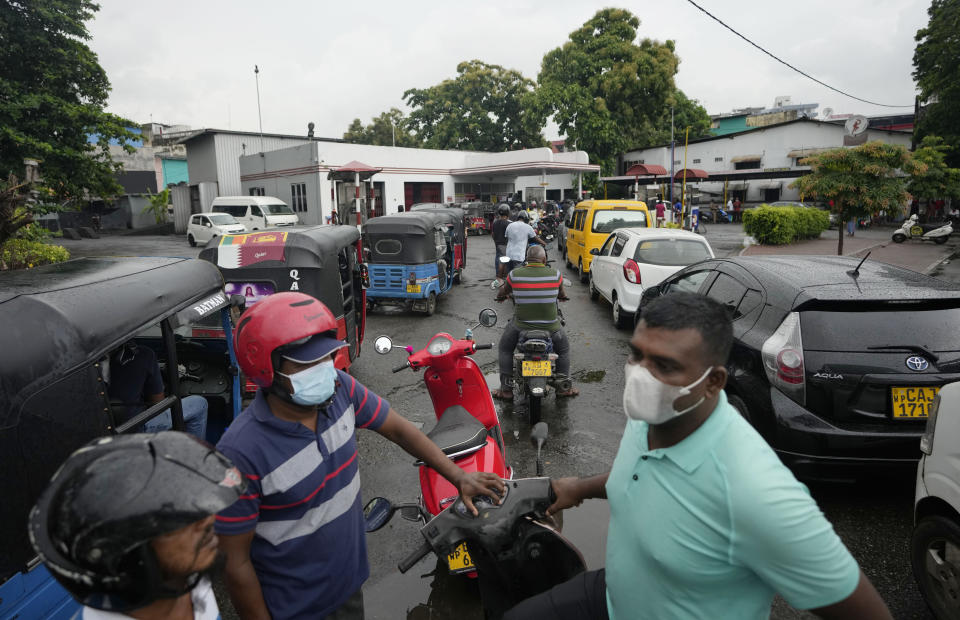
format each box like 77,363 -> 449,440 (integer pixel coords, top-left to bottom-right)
516,210 -> 530,222
29,432 -> 245,612
497,204 -> 510,216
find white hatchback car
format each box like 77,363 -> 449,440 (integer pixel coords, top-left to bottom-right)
587,228 -> 714,327
913,381 -> 960,619
186,213 -> 247,247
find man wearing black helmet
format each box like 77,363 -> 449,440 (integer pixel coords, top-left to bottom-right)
492,204 -> 511,280
28,432 -> 245,619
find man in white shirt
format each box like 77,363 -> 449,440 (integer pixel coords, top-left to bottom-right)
29,432 -> 244,619
504,211 -> 545,275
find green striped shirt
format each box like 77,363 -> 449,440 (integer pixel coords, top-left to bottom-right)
507,263 -> 562,331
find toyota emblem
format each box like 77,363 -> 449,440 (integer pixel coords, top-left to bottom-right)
906,356 -> 929,371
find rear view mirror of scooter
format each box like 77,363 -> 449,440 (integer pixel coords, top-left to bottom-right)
363,497 -> 395,532
530,422 -> 548,476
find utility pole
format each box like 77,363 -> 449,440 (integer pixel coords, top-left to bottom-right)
391,119 -> 395,147
669,107 -> 675,205
254,65 -> 264,153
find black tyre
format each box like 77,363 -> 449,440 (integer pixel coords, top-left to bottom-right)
893,233 -> 907,243
588,271 -> 600,301
528,394 -> 542,425
578,260 -> 587,283
564,248 -> 572,269
187,234 -> 197,247
425,293 -> 437,316
454,268 -> 463,284
726,393 -> 752,425
935,236 -> 949,245
612,294 -> 630,329
912,515 -> 960,619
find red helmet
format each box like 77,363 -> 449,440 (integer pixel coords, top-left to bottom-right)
234,292 -> 338,388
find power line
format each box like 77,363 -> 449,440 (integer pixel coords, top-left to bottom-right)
683,0 -> 915,109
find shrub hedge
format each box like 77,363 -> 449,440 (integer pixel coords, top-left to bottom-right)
742,206 -> 829,245
1,239 -> 70,270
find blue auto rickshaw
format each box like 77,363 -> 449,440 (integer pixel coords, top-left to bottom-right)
362,211 -> 455,315
0,257 -> 242,618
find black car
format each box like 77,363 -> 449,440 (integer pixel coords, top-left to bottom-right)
639,255 -> 960,478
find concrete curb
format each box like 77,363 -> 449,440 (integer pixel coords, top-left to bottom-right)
922,253 -> 953,275
738,239 -> 886,258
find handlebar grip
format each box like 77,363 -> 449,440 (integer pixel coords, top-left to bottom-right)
392,362 -> 409,373
474,343 -> 494,350
398,538 -> 433,573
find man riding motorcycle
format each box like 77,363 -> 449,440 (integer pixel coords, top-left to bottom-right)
492,244 -> 579,400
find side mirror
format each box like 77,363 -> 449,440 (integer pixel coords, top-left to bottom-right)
374,335 -> 393,355
478,308 -> 498,327
363,497 -> 394,532
589,248 -> 600,255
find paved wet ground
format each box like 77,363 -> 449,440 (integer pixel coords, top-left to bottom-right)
51,227 -> 936,618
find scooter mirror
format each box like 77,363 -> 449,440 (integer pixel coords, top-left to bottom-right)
363,497 -> 394,532
478,308 -> 498,327
373,336 -> 393,355
530,422 -> 549,449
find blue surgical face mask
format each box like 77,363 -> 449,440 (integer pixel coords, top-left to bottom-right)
279,360 -> 337,406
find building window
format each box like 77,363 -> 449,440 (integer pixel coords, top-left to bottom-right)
692,158 -> 701,164
290,183 -> 307,212
734,160 -> 761,170
249,187 -> 265,196
714,157 -> 724,162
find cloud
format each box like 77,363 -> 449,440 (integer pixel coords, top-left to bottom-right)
89,0 -> 928,141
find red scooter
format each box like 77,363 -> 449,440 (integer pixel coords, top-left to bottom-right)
373,308 -> 511,575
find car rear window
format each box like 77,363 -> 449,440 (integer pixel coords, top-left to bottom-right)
592,210 -> 647,233
801,308 -> 960,351
213,205 -> 246,217
633,238 -> 711,266
264,204 -> 294,215
374,239 -> 402,255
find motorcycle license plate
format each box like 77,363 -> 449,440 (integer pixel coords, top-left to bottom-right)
522,360 -> 552,377
406,284 -> 421,293
891,386 -> 938,419
447,541 -> 475,573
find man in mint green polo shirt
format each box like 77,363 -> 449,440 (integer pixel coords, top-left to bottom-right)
504,292 -> 891,620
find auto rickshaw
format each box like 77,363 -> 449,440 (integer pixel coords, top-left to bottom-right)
461,201 -> 492,235
198,225 -> 366,382
408,206 -> 468,283
0,257 -> 240,619
363,211 -> 455,315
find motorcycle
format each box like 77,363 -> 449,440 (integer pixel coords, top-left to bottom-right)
364,423 -> 587,620
537,216 -> 558,243
491,256 -> 571,424
372,309 -> 513,567
892,214 -> 952,244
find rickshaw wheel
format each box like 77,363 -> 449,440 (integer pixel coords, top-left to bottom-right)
453,269 -> 463,284
425,293 -> 437,316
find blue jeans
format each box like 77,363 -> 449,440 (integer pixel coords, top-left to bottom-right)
144,395 -> 208,440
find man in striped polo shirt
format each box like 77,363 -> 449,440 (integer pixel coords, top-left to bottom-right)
492,245 -> 578,400
216,293 -> 505,619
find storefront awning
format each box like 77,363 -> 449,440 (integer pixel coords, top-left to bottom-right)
328,160 -> 382,182
673,168 -> 708,180
786,147 -> 834,159
730,155 -> 762,163
625,163 -> 668,177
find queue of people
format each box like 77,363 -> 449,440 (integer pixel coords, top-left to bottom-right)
28,291 -> 892,619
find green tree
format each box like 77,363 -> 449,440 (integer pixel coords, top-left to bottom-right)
908,135 -> 960,207
343,108 -> 420,147
913,0 -> 960,167
403,60 -> 546,151
536,8 -> 700,175
142,188 -> 170,225
791,142 -> 924,255
0,1 -> 136,215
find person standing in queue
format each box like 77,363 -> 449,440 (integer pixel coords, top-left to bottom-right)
654,195 -> 666,228
29,432 -> 244,619
504,293 -> 892,620
492,203 -> 512,281
502,210 -> 544,276
215,292 -> 505,620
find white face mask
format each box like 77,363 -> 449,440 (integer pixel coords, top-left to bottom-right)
622,363 -> 713,425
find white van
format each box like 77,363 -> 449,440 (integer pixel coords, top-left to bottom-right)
210,196 -> 299,231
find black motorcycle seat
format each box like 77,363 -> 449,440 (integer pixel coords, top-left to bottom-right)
519,330 -> 551,341
426,406 -> 488,456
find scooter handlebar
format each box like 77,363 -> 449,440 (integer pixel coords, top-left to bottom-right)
474,343 -> 494,350
398,538 -> 433,573
392,362 -> 410,373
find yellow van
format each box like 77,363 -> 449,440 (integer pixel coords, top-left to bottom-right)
565,200 -> 650,281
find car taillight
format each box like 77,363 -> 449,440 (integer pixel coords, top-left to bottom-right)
761,312 -> 805,405
623,259 -> 641,284
920,393 -> 941,455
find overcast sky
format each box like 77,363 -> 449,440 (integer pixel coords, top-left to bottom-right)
89,0 -> 929,141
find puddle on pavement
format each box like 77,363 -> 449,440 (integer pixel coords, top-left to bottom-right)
363,500 -> 610,619
573,369 -> 606,383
